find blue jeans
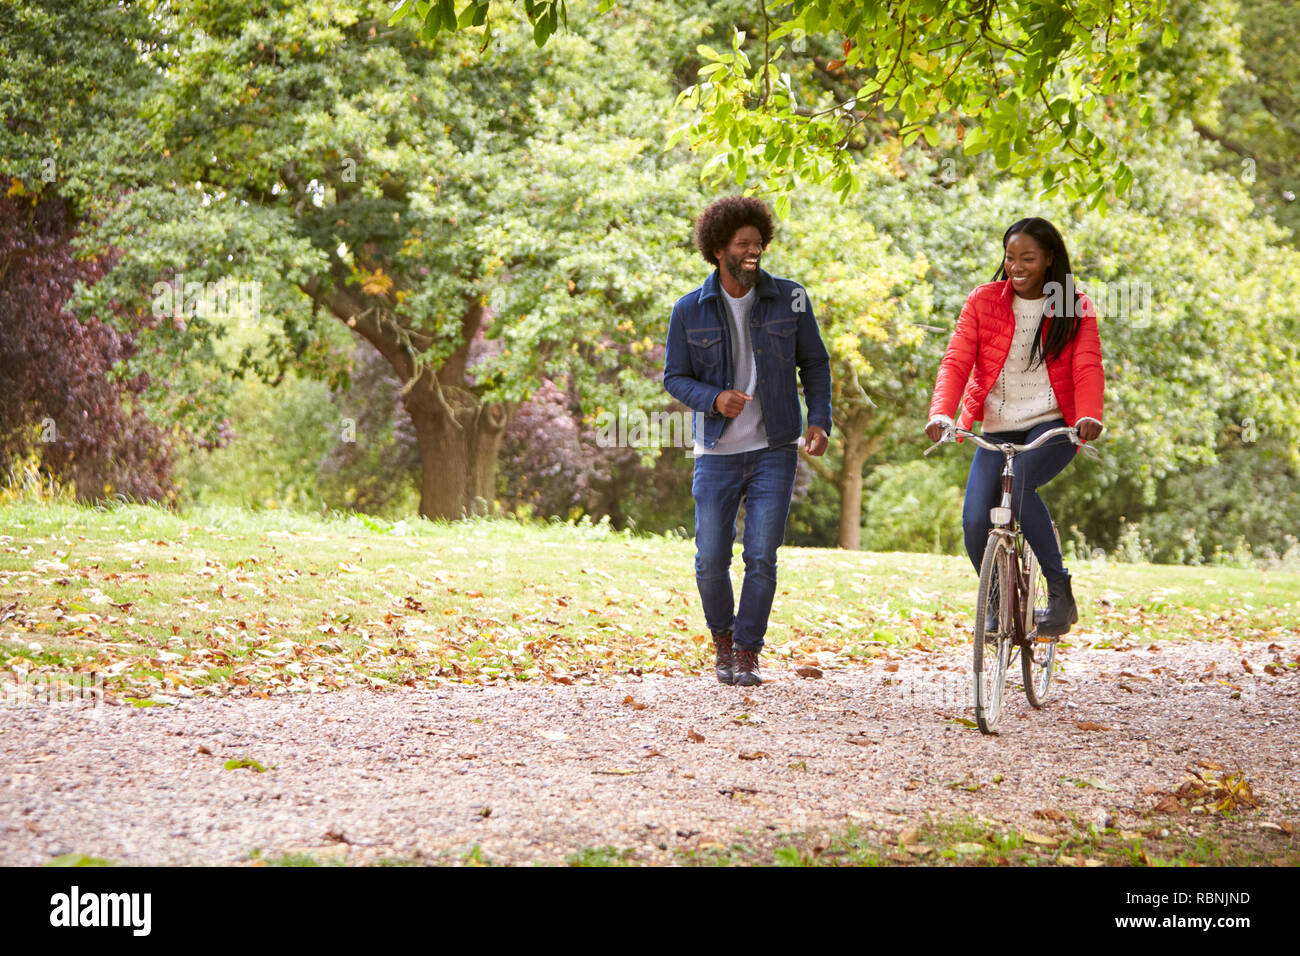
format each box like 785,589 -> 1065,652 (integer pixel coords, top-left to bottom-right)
692,443 -> 800,651
962,419 -> 1075,582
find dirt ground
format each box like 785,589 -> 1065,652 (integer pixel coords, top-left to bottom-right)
2,636 -> 1297,866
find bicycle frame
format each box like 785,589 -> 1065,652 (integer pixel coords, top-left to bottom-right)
924,423 -> 1102,730
926,424 -> 1092,648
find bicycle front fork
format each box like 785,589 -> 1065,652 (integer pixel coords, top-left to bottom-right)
989,457 -> 1014,529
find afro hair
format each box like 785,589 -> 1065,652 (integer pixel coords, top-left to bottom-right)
694,196 -> 775,267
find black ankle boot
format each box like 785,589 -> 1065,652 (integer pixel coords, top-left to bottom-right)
1037,574 -> 1078,637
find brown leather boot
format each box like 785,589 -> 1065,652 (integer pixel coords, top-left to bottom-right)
712,630 -> 735,685
735,645 -> 761,687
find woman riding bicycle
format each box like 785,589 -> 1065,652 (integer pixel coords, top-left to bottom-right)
925,217 -> 1104,637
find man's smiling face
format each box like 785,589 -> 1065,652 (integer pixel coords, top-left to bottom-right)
716,225 -> 764,290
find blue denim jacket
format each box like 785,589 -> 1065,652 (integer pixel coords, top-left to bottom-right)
663,268 -> 833,451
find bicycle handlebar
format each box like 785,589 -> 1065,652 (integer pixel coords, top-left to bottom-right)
924,424 -> 1103,462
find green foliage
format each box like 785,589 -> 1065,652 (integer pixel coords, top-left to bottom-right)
173,373 -> 335,512
785,458 -> 843,547
839,121 -> 1300,561
66,0 -> 721,473
0,0 -> 165,211
42,853 -> 117,867
1127,442 -> 1300,567
1192,0 -> 1300,243
861,459 -> 965,555
411,1 -> 1179,206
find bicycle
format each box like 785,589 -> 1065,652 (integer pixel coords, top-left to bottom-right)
925,424 -> 1101,734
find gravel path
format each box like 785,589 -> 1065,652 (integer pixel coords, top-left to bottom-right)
3,636 -> 1297,866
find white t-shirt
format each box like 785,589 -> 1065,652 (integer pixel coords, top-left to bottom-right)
694,286 -> 770,455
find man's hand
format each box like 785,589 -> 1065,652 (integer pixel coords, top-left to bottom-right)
925,421 -> 948,443
1076,419 -> 1103,441
713,390 -> 752,418
802,425 -> 828,457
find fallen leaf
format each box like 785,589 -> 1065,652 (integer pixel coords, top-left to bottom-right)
795,665 -> 823,679
738,751 -> 768,761
1021,831 -> 1058,846
224,757 -> 266,773
897,828 -> 920,846
1065,777 -> 1120,792
1034,808 -> 1067,822
1074,721 -> 1110,732
1153,795 -> 1187,815
686,729 -> 705,743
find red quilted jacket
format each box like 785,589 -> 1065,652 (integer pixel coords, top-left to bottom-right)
929,279 -> 1104,433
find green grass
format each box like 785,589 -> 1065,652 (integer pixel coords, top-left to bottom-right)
565,846 -> 638,867
59,815 -> 1291,868
1,500 -> 1296,701
573,814 -> 1298,868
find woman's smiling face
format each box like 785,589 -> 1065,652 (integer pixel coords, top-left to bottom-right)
1004,231 -> 1053,297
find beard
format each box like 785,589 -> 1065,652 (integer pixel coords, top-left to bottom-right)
722,252 -> 760,289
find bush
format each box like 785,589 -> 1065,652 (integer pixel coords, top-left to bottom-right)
861,459 -> 965,554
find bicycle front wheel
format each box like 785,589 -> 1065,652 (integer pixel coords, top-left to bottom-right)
973,534 -> 1014,734
1022,522 -> 1061,708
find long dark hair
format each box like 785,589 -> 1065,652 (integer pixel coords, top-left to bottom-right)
992,217 -> 1083,369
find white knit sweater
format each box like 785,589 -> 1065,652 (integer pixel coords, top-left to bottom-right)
981,294 -> 1062,433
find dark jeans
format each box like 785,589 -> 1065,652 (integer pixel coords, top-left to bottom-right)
962,419 -> 1075,582
692,443 -> 799,651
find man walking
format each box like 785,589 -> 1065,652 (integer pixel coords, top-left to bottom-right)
663,197 -> 832,687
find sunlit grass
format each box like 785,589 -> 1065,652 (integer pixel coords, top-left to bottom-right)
1,501 -> 1296,701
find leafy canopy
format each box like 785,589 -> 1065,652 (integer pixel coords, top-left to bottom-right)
393,0 -> 1177,209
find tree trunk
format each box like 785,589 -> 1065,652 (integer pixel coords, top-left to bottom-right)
813,408 -> 877,551
305,278 -> 512,520
405,373 -> 509,519
837,427 -> 870,551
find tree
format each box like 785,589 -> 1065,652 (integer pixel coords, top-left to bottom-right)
0,178 -> 176,501
769,183 -> 932,549
74,0 -> 710,519
400,0 -> 1178,207
0,1 -> 182,501
1187,0 -> 1300,243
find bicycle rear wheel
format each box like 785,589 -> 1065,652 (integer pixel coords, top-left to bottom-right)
973,534 -> 1014,734
1022,522 -> 1061,708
